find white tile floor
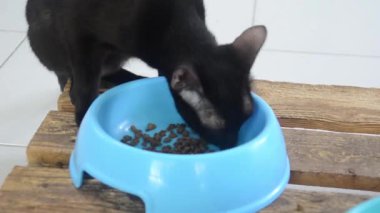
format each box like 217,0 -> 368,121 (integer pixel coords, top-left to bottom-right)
0,32 -> 24,66
0,0 -> 28,32
1,0 -> 379,187
0,0 -> 60,186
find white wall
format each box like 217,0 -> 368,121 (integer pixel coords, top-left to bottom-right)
204,0 -> 256,44
252,0 -> 380,88
128,0 -> 380,88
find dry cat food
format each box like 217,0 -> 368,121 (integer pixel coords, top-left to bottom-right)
121,123 -> 213,154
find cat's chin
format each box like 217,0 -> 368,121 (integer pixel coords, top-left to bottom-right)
194,128 -> 238,150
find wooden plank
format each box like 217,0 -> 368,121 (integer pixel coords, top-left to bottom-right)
27,111 -> 380,191
57,91 -> 72,113
285,128 -> 380,192
58,80 -> 380,134
262,185 -> 379,213
254,80 -> 380,134
0,166 -> 376,213
0,166 -> 144,213
27,111 -> 76,168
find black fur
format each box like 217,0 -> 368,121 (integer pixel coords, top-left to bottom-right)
26,0 -> 266,149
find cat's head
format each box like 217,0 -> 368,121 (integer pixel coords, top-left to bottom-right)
170,26 -> 267,149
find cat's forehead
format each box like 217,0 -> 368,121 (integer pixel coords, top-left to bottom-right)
201,65 -> 248,89
200,75 -> 249,105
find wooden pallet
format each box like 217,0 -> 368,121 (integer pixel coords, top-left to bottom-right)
0,167 -> 376,213
1,80 -> 380,212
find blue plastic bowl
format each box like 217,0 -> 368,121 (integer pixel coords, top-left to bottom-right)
347,196 -> 380,213
69,77 -> 290,213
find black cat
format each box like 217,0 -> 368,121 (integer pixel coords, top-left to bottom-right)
26,0 -> 267,149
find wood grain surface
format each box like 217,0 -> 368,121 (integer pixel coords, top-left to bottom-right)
261,186 -> 376,213
27,111 -> 380,191
254,80 -> 380,134
0,166 -> 375,213
285,128 -> 380,191
0,166 -> 144,213
27,111 -> 76,168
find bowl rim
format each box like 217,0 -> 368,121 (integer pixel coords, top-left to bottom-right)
83,77 -> 278,160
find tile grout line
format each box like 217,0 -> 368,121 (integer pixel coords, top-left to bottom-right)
0,143 -> 27,148
263,48 -> 380,59
0,36 -> 27,69
0,29 -> 26,33
252,0 -> 258,25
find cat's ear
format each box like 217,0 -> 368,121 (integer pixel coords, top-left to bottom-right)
170,65 -> 201,91
232,25 -> 267,68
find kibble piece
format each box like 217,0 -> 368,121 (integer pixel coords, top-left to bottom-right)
182,145 -> 191,153
167,124 -> 176,131
135,132 -> 143,138
174,141 -> 181,149
169,131 -> 177,139
150,139 -> 161,148
177,138 -> 184,143
122,122 -> 214,154
143,135 -> 154,144
131,125 -> 143,138
146,123 -> 157,132
143,134 -> 150,140
159,130 -> 167,137
121,135 -> 133,143
153,133 -> 161,141
162,146 -> 172,153
130,125 -> 138,133
177,125 -> 185,134
182,130 -> 190,137
144,147 -> 155,151
163,137 -> 172,143
131,138 -> 140,146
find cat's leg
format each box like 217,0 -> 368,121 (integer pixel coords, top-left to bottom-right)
101,69 -> 144,88
100,52 -> 145,88
27,15 -> 71,92
67,41 -> 104,125
57,73 -> 69,91
69,76 -> 76,105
